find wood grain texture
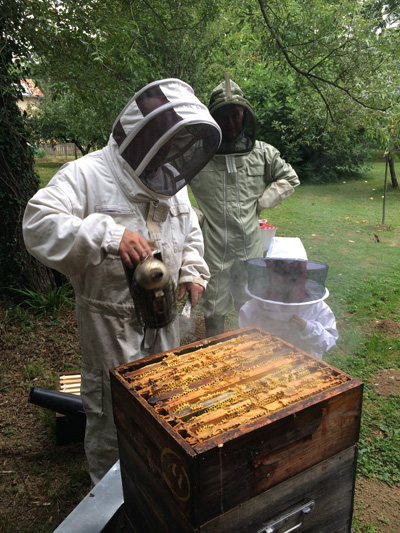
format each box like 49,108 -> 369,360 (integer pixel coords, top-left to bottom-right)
110,327 -> 362,527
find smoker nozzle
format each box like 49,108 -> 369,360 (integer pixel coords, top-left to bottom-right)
28,387 -> 85,418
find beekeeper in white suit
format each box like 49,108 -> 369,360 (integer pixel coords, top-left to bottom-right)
190,74 -> 300,337
22,79 -> 222,484
239,238 -> 338,359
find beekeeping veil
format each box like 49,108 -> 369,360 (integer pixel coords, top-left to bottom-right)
208,72 -> 257,155
112,79 -> 222,196
244,237 -> 329,306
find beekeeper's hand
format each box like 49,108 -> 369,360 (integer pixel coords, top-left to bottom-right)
119,229 -> 153,268
178,282 -> 204,308
290,314 -> 307,331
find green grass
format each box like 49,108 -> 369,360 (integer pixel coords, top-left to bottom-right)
12,283 -> 75,315
35,157 -> 400,529
35,156 -> 77,187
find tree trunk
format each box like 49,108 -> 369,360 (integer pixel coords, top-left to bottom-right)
388,154 -> 398,188
0,51 -> 56,297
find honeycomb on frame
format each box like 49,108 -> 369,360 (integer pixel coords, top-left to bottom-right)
114,330 -> 350,447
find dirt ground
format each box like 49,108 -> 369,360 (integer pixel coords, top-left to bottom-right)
1,310 -> 399,532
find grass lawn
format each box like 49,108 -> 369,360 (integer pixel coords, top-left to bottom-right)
35,156 -> 79,187
32,158 -> 400,530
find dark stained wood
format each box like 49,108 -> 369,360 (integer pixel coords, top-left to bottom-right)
110,327 -> 363,529
120,446 -> 357,532
198,446 -> 357,533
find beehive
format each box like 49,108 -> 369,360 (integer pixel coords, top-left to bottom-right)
110,327 -> 363,531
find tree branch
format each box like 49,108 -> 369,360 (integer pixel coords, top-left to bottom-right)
140,0 -> 204,33
309,80 -> 334,122
257,0 -> 389,112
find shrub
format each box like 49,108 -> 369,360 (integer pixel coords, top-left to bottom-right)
34,147 -> 47,158
242,70 -> 370,183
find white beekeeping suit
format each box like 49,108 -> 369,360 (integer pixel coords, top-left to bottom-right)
239,238 -> 338,359
22,79 -> 221,484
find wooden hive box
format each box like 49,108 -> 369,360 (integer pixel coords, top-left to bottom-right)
110,327 -> 363,531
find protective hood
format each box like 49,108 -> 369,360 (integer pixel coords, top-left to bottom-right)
266,237 -> 308,261
245,237 -> 329,307
111,79 -> 222,196
208,73 -> 257,155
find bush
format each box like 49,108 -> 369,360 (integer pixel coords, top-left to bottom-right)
242,70 -> 370,183
12,283 -> 75,315
34,147 -> 47,158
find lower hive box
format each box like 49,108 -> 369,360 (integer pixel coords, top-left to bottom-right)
110,327 -> 363,531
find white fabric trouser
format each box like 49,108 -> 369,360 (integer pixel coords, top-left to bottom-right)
77,305 -> 180,485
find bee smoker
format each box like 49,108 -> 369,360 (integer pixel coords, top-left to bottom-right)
124,251 -> 177,329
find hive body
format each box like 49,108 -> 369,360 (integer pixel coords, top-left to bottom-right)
110,327 -> 363,532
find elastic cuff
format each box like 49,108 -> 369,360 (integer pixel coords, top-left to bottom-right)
193,275 -> 207,288
180,275 -> 208,289
105,224 -> 126,255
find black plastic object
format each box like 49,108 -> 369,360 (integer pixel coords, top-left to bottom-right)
28,387 -> 85,418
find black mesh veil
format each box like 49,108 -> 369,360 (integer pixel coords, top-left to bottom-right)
245,258 -> 329,304
112,79 -> 222,196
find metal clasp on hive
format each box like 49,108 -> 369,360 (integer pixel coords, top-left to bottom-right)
257,500 -> 315,533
